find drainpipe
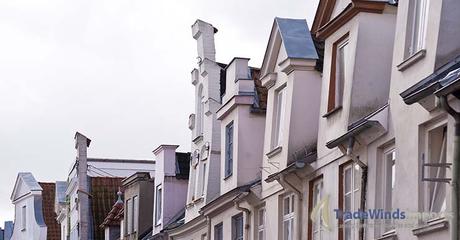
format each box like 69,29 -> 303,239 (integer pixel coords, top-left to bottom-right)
439,96 -> 460,240
206,216 -> 211,240
347,137 -> 368,240
234,192 -> 251,240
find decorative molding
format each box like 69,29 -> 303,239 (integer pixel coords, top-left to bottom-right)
261,73 -> 278,89
279,58 -> 317,74
316,1 -> 386,39
412,218 -> 449,236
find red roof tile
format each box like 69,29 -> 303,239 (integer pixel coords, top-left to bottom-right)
39,182 -> 60,240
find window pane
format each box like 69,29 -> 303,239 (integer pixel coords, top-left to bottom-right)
344,168 -> 351,193
284,197 -> 290,215
225,122 -> 234,176
259,208 -> 265,226
336,42 -> 347,106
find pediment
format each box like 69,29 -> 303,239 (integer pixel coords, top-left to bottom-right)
11,173 -> 42,201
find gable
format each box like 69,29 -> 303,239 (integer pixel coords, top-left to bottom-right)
261,18 -> 318,77
11,173 -> 42,202
331,0 -> 352,19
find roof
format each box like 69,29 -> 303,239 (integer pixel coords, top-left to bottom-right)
88,158 -> 155,164
100,191 -> 124,228
90,177 -> 123,240
11,172 -> 42,201
400,54 -> 460,104
251,68 -> 268,111
275,17 -> 318,60
175,152 -> 191,179
38,182 -> 60,240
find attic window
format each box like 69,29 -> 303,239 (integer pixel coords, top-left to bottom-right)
327,33 -> 349,113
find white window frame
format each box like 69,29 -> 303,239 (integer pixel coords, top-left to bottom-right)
133,196 -> 139,233
155,185 -> 163,225
311,178 -> 324,240
423,123 -> 448,214
272,86 -> 286,149
342,163 -> 360,240
381,147 -> 396,233
126,199 -> 132,234
282,194 -> 295,240
258,208 -> 266,240
225,121 -> 234,178
407,0 -> 429,57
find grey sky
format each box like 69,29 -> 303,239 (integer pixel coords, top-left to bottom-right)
0,0 -> 318,224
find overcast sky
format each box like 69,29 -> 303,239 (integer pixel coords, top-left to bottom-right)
0,0 -> 318,225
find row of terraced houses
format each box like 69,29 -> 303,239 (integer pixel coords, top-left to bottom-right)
8,0 -> 460,239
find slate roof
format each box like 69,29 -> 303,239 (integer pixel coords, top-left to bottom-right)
275,17 -> 318,60
401,54 -> 460,104
39,182 -> 60,240
11,173 -> 42,201
90,177 -> 123,240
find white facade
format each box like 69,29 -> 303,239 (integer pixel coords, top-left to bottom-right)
10,173 -> 47,240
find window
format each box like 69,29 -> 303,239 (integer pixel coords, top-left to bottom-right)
155,185 -> 163,225
21,206 -> 26,230
232,214 -> 244,240
272,86 -> 286,148
406,0 -> 429,57
189,153 -> 198,201
201,162 -> 206,195
424,125 -> 447,213
214,223 -> 223,240
133,196 -> 139,233
225,122 -> 234,177
126,199 -> 132,234
382,148 -> 396,232
196,85 -> 205,136
340,162 -> 361,240
310,178 -> 324,240
258,208 -> 266,240
283,194 -> 295,240
327,34 -> 349,112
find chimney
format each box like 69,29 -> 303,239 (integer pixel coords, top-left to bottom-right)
192,19 -> 217,62
153,145 -> 179,177
74,132 -> 91,240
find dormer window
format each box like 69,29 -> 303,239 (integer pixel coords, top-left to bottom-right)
327,34 -> 349,113
272,86 -> 286,149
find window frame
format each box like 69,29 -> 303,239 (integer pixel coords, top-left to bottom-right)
381,147 -> 396,233
126,198 -> 132,234
133,195 -> 139,233
282,194 -> 295,240
272,85 -> 287,149
327,33 -> 349,114
232,213 -> 244,240
258,207 -> 266,240
308,176 -> 324,240
225,121 -> 234,178
21,205 -> 26,231
155,184 -> 163,225
339,161 -> 361,240
214,222 -> 223,240
406,0 -> 429,58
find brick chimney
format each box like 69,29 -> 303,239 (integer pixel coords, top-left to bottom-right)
192,20 -> 217,62
74,132 -> 91,240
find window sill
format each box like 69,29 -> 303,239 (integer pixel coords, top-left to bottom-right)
192,135 -> 203,144
193,196 -> 204,204
224,173 -> 233,180
376,229 -> 396,240
266,146 -> 282,158
322,106 -> 342,118
412,217 -> 448,236
397,49 -> 426,72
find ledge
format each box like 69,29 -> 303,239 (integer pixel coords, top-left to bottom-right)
412,217 -> 448,236
322,106 -> 342,118
192,135 -> 203,144
260,73 -> 277,89
223,173 -> 233,180
266,146 -> 282,158
397,49 -> 426,72
376,229 -> 396,240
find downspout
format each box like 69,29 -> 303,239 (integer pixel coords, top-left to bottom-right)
347,137 -> 368,240
439,96 -> 460,240
206,216 -> 211,240
234,192 -> 251,240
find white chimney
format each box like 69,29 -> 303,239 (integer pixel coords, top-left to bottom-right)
192,19 -> 217,62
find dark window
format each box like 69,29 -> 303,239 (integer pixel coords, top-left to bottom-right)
214,223 -> 223,240
232,214 -> 244,240
225,122 -> 234,178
